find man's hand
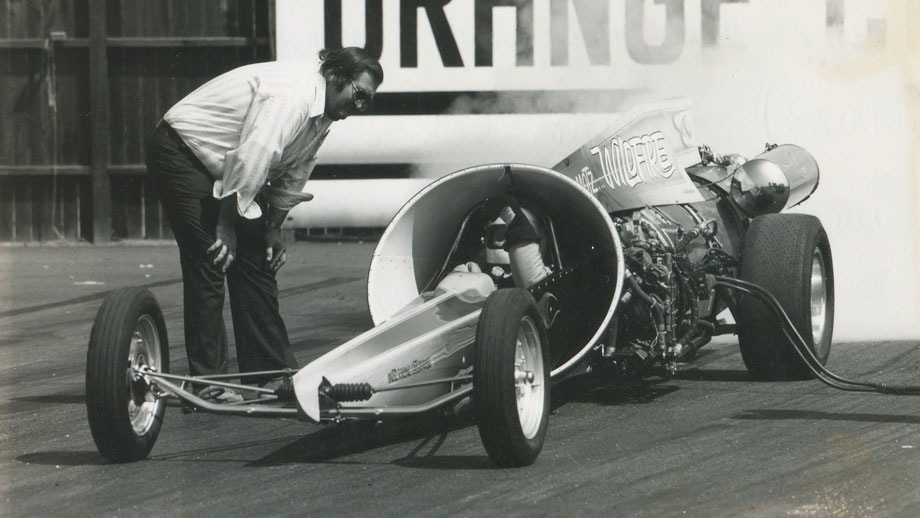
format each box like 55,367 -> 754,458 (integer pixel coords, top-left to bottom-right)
208,223 -> 237,272
265,226 -> 287,273
264,226 -> 286,273
208,195 -> 240,273
264,206 -> 289,274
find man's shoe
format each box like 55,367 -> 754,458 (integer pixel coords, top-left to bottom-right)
196,385 -> 244,404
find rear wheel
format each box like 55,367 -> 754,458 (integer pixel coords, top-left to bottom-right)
736,214 -> 834,380
86,287 -> 169,462
473,289 -> 550,467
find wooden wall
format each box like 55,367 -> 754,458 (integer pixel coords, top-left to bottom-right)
0,0 -> 272,242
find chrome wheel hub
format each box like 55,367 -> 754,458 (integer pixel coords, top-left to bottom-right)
514,316 -> 545,439
127,315 -> 164,436
810,249 -> 829,353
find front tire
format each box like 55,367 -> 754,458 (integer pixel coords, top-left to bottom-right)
473,289 -> 550,467
736,214 -> 834,380
86,287 -> 169,462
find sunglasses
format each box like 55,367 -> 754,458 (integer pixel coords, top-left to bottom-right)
350,81 -> 373,111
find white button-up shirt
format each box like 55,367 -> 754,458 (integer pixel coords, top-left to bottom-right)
164,60 -> 332,219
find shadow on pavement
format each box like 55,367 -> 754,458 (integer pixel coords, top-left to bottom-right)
17,451 -> 105,466
0,278 -> 181,318
4,394 -> 86,415
8,394 -> 86,405
673,368 -> 754,382
247,412 -> 490,469
551,376 -> 680,409
732,409 -> 920,424
393,455 -> 493,470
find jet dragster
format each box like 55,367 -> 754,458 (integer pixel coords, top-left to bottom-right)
85,100 -> 833,467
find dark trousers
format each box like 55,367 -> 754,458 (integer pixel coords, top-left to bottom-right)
145,122 -> 297,383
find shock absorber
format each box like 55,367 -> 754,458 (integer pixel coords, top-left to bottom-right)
319,379 -> 374,402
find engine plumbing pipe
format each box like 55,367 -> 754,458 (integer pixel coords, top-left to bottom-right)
501,205 -> 552,288
624,271 -> 666,348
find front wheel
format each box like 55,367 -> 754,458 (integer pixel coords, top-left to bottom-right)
736,214 -> 834,380
86,287 -> 169,462
473,289 -> 550,467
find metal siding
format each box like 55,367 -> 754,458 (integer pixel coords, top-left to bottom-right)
109,47 -> 128,164
8,1 -> 35,38
0,2 -> 8,39
166,1 -> 188,37
60,176 -> 82,240
118,0 -> 137,37
13,177 -> 32,240
79,176 -> 91,239
10,49 -> 44,165
1,0 -> 271,242
0,49 -> 12,163
0,177 -> 11,240
32,176 -> 50,240
0,1 -> 84,39
106,0 -> 122,37
143,177 -> 158,239
57,49 -> 91,165
138,52 -> 158,164
111,175 -> 145,239
30,54 -> 50,166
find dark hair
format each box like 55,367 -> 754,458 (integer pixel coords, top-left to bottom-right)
319,47 -> 384,88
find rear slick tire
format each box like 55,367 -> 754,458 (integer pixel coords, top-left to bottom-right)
473,289 -> 550,468
86,287 -> 169,462
737,214 -> 834,381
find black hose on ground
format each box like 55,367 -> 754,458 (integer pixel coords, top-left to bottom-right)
714,276 -> 920,396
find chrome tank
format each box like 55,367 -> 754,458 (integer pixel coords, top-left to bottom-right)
731,144 -> 819,217
367,163 -> 624,377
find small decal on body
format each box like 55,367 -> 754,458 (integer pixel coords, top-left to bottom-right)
388,356 -> 432,384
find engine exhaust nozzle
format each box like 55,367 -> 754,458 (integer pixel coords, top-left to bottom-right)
731,144 -> 820,217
